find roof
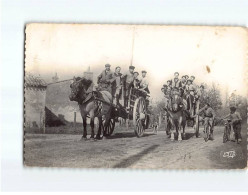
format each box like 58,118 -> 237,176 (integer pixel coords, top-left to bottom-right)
25,74 -> 47,89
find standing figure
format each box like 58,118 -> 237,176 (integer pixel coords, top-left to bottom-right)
133,71 -> 140,89
180,75 -> 187,90
172,77 -> 181,89
112,66 -> 123,106
97,64 -> 114,94
185,79 -> 196,114
222,106 -> 242,143
140,70 -> 150,94
122,65 -> 135,107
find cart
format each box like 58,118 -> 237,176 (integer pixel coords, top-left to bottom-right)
101,87 -> 150,138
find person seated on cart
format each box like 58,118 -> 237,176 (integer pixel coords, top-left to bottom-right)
196,102 -> 216,140
195,84 -> 205,101
181,75 -> 188,90
97,63 -> 114,94
222,106 -> 242,143
185,79 -> 196,111
174,72 -> 179,79
122,65 -> 135,107
172,76 -> 181,89
184,75 -> 189,81
112,66 -> 123,106
133,71 -> 140,89
140,70 -> 150,94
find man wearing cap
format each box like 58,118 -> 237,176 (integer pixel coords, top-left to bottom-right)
140,70 -> 150,94
174,72 -> 179,79
97,64 -> 114,94
112,66 -> 123,105
185,79 -> 196,111
172,77 -> 181,89
122,65 -> 135,107
133,71 -> 140,89
197,102 -> 216,140
222,106 -> 242,143
196,84 -> 206,101
180,75 -> 187,90
190,75 -> 195,82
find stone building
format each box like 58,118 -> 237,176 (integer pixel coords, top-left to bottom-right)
24,74 -> 47,133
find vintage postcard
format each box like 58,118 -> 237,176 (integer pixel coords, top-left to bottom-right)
24,24 -> 247,169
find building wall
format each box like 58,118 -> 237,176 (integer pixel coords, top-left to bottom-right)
45,81 -> 97,124
24,88 -> 46,129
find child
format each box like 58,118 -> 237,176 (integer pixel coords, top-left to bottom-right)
223,106 -> 242,143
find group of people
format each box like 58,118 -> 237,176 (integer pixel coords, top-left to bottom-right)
161,72 -> 204,114
161,71 -> 242,143
97,64 -> 150,106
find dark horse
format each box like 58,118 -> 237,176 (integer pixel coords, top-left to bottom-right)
167,93 -> 187,141
69,76 -> 114,140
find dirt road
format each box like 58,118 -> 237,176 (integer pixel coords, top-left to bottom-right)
24,125 -> 247,169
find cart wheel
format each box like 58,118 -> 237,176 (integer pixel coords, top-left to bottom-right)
102,118 -> 115,136
195,115 -> 199,138
133,97 -> 147,137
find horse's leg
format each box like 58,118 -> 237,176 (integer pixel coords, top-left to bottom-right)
82,116 -> 87,140
169,117 -> 175,141
178,116 -> 182,141
89,111 -> 95,140
95,116 -> 102,140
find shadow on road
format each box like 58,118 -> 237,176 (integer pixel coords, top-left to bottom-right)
184,132 -> 195,140
112,145 -> 159,168
107,132 -> 154,139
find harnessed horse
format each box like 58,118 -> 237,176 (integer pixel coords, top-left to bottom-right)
167,93 -> 187,141
69,77 -> 114,140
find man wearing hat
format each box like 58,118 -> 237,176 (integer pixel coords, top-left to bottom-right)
197,102 -> 216,140
180,75 -> 187,90
222,106 -> 242,143
174,72 -> 179,79
190,75 -> 195,82
112,66 -> 123,105
196,84 -> 205,101
122,65 -> 135,107
167,80 -> 172,87
133,71 -> 140,89
172,76 -> 181,89
185,79 -> 196,111
140,70 -> 150,94
97,64 -> 114,94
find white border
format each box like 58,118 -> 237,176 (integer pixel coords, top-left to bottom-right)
1,0 -> 248,192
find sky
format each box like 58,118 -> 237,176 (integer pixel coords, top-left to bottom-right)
25,24 -> 248,100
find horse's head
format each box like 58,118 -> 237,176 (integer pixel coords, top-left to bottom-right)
170,94 -> 182,112
69,76 -> 92,102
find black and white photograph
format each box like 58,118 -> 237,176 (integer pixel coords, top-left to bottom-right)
23,24 -> 247,169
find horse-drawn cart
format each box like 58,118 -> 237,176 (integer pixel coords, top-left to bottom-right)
69,76 -> 151,139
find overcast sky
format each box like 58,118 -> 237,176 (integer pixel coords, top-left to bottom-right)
25,24 -> 247,100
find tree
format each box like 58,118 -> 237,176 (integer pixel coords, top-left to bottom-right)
200,82 -> 222,111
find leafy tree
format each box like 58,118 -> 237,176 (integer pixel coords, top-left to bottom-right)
200,82 -> 222,111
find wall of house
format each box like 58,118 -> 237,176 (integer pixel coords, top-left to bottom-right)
24,88 -> 46,130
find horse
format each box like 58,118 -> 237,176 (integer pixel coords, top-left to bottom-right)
69,76 -> 114,140
167,93 -> 187,141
